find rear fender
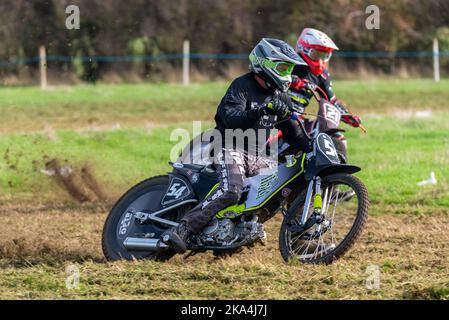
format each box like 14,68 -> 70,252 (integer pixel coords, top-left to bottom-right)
169,162 -> 218,202
160,173 -> 196,208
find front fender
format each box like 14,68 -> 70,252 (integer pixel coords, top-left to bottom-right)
317,164 -> 361,178
305,161 -> 361,181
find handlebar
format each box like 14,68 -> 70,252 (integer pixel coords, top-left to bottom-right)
290,111 -> 301,121
290,111 -> 313,141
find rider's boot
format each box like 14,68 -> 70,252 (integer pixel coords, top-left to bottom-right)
162,221 -> 191,254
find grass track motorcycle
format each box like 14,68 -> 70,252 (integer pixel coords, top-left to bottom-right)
102,100 -> 369,264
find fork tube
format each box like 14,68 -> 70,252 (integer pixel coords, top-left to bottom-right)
301,179 -> 315,225
322,185 -> 329,214
315,177 -> 322,204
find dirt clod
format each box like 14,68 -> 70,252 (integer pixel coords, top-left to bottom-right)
44,159 -> 106,203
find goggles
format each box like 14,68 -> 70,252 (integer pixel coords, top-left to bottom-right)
273,61 -> 295,77
307,48 -> 332,62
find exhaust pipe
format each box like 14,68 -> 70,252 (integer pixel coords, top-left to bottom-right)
123,237 -> 169,251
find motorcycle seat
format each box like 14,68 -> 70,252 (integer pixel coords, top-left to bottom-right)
170,162 -> 216,173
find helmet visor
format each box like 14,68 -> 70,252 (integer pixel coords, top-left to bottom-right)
308,49 -> 332,62
274,61 -> 295,77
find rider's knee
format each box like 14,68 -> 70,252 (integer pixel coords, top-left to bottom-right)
222,188 -> 241,206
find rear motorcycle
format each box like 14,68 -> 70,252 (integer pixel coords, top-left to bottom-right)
287,81 -> 366,164
102,108 -> 369,264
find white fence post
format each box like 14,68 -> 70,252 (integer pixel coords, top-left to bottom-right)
433,38 -> 440,82
183,40 -> 190,86
39,45 -> 48,89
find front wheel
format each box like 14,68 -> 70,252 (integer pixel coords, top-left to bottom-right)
279,173 -> 369,264
102,175 -> 191,261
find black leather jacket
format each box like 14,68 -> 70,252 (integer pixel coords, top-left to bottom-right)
214,72 -> 308,151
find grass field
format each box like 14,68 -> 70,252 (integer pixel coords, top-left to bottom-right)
1,79 -> 449,133
0,79 -> 448,299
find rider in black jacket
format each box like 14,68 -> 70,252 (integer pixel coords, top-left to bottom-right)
163,38 -> 309,253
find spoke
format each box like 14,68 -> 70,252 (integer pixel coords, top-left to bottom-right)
322,186 -> 330,214
329,207 -> 337,245
290,233 -> 304,244
323,184 -> 337,245
288,181 -> 360,262
292,234 -> 312,256
329,186 -> 342,245
290,227 -> 309,247
331,188 -> 340,223
288,218 -> 306,246
327,185 -> 334,214
313,227 -> 325,259
329,220 -> 337,246
292,240 -> 309,255
300,234 -> 314,259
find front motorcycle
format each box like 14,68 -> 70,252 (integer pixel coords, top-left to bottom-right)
102,112 -> 369,264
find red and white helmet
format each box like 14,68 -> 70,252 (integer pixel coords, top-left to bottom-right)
296,28 -> 339,75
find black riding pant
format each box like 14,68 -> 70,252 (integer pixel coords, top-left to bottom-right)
181,149 -> 248,234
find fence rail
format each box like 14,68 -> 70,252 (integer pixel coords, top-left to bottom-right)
0,51 -> 448,68
1,46 -> 447,88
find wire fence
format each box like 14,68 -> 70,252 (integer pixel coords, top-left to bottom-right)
1,51 -> 449,68
2,48 -> 448,88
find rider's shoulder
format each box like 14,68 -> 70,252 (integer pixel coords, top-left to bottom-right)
232,73 -> 253,84
228,73 -> 254,90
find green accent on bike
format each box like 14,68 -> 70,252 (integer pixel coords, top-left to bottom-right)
286,158 -> 297,168
216,203 -> 246,219
204,182 -> 219,199
314,193 -> 322,209
215,153 -> 307,219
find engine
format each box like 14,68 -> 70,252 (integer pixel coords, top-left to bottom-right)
197,216 -> 266,247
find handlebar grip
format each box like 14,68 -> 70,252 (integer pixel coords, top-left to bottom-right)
290,111 -> 301,121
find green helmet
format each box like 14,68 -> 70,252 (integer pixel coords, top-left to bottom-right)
249,38 -> 306,92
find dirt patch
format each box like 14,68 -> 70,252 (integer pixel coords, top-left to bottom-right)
0,206 -> 447,299
0,205 -> 105,267
80,164 -> 107,200
43,159 -> 107,203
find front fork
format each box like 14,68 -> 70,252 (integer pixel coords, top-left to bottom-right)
300,177 -> 325,226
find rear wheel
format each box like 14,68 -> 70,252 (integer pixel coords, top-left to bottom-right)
102,175 -> 191,261
279,173 -> 369,264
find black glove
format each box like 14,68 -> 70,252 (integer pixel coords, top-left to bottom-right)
261,98 -> 291,118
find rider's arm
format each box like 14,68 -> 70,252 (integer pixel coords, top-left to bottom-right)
277,119 -> 309,152
319,69 -> 338,105
216,84 -> 260,130
319,70 -> 362,127
275,94 -> 309,152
